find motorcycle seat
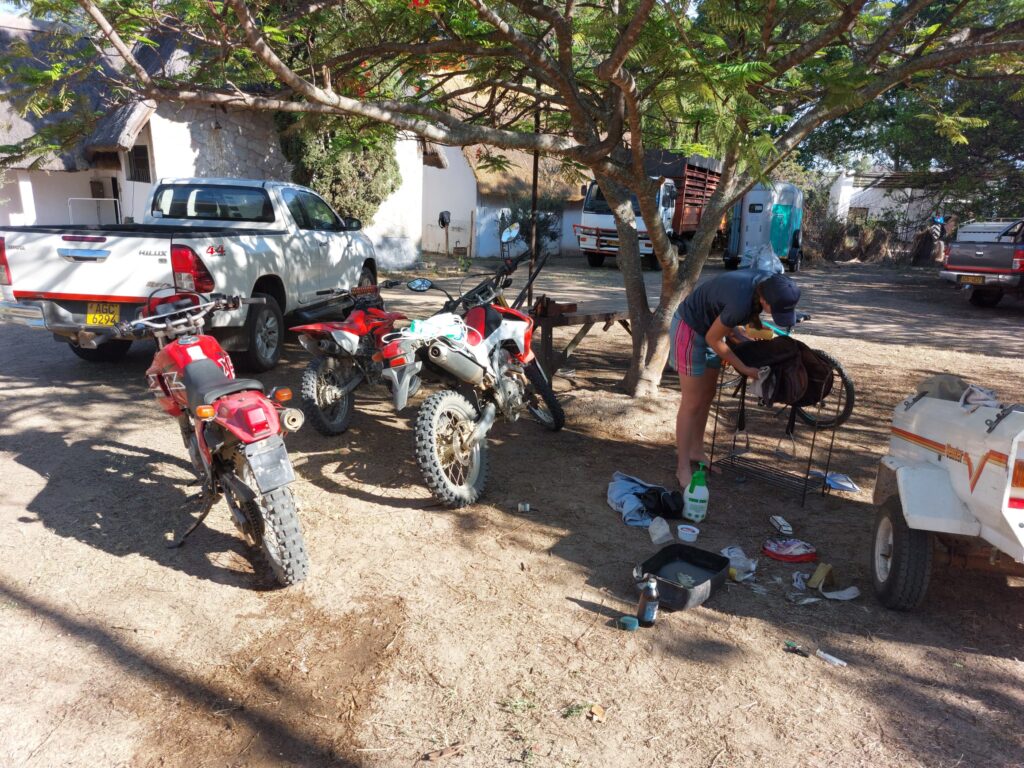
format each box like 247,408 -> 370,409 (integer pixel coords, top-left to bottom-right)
183,359 -> 264,412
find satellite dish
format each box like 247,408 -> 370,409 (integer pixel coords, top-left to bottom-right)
500,222 -> 520,243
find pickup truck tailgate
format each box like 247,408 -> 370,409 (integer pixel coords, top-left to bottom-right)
4,229 -> 172,303
946,239 -> 1021,273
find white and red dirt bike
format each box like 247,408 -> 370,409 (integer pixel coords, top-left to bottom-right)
290,280 -> 412,435
381,253 -> 565,507
115,292 -> 309,586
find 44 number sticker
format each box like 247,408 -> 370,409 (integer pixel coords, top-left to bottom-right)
206,244 -> 225,255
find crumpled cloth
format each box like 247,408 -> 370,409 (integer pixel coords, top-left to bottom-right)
607,472 -> 662,527
959,384 -> 1003,409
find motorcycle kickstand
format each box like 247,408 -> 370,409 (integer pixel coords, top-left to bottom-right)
166,490 -> 217,549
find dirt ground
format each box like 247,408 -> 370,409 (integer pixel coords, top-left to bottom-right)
1,258 -> 1023,768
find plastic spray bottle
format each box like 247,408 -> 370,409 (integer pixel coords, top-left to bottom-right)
684,464 -> 709,523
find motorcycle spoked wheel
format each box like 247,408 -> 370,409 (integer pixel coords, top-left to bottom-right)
523,362 -> 565,431
414,390 -> 488,508
223,457 -> 309,587
300,356 -> 357,435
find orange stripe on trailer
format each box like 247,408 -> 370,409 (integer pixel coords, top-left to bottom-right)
891,426 -> 945,454
891,426 -> 1009,493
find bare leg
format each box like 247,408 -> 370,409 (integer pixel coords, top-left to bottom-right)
689,367 -> 721,465
676,372 -> 712,490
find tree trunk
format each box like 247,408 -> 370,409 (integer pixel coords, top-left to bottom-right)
592,172 -> 660,395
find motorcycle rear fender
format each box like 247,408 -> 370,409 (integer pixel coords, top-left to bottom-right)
212,390 -> 283,445
382,361 -> 422,411
244,435 -> 295,494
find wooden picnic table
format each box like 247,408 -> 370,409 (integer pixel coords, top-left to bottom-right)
530,303 -> 632,376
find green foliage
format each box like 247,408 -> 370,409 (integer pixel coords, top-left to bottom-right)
278,116 -> 401,224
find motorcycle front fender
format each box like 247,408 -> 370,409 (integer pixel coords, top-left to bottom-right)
382,361 -> 422,412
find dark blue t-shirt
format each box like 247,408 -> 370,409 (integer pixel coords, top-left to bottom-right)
678,270 -> 773,336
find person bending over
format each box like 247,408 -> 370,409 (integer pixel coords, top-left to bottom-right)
670,270 -> 801,489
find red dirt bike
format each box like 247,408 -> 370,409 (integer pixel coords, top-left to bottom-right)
290,280 -> 414,434
115,292 -> 309,586
381,253 -> 564,507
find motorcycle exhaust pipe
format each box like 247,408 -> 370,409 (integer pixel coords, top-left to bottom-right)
280,407 -> 305,432
428,342 -> 485,385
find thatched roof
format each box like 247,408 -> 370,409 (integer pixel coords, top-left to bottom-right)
462,145 -> 589,202
0,15 -> 184,170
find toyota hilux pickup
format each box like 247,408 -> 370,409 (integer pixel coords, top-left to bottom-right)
940,218 -> 1023,309
0,178 -> 378,369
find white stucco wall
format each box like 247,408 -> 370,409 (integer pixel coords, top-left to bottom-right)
561,201 -> 582,256
829,172 -> 936,224
363,135 -> 423,269
422,145 -> 477,256
148,102 -> 292,181
0,174 -> 23,227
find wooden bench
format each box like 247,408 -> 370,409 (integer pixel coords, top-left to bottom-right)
531,304 -> 631,376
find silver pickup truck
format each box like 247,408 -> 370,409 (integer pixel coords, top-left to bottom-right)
940,219 -> 1024,308
0,178 -> 378,369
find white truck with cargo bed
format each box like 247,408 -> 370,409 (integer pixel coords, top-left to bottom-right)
0,178 -> 378,370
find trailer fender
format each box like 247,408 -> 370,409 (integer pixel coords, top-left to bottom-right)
878,456 -> 982,536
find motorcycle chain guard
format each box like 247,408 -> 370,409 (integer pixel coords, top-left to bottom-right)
244,435 -> 295,494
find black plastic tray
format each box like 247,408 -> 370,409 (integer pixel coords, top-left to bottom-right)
633,543 -> 730,611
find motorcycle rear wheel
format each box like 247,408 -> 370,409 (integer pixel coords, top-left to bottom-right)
524,362 -> 565,431
414,390 -> 488,508
226,462 -> 309,587
300,356 -> 357,435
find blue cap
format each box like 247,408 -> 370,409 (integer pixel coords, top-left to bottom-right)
760,274 -> 801,328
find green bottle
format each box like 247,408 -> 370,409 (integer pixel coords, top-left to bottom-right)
684,464 -> 709,523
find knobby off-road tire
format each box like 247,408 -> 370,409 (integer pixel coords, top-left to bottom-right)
229,460 -> 309,587
871,497 -> 932,611
68,339 -> 132,362
794,349 -> 856,429
524,361 -> 565,431
586,253 -> 605,268
414,390 -> 488,508
255,485 -> 309,586
300,357 -> 356,435
238,292 -> 284,372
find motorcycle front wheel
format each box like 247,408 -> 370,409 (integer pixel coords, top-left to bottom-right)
414,390 -> 488,508
226,462 -> 309,587
300,356 -> 357,435
524,362 -> 565,431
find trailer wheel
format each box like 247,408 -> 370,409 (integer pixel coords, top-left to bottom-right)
586,253 -> 605,268
871,498 -> 932,611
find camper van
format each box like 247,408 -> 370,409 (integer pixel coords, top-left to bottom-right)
724,182 -> 804,272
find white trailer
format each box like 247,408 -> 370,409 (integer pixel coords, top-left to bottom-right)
871,391 -> 1024,610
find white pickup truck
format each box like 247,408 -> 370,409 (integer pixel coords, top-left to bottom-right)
0,178 -> 378,370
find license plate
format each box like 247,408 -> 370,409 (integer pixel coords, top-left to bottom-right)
86,302 -> 120,325
958,275 -> 985,285
600,239 -> 619,248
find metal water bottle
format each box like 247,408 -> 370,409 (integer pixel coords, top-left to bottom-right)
637,576 -> 660,627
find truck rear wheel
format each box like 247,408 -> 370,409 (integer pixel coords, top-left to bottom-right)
238,293 -> 284,372
68,339 -> 132,362
871,497 -> 932,611
969,289 -> 1003,308
586,253 -> 605,268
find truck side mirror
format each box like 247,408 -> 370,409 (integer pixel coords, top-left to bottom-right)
580,184 -> 588,197
438,210 -> 451,229
343,216 -> 362,231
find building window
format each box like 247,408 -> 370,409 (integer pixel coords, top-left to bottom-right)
126,145 -> 151,183
847,206 -> 869,224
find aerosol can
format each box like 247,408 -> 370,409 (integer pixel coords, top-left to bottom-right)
684,464 -> 710,523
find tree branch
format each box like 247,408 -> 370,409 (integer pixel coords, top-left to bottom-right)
595,0 -> 655,81
769,0 -> 868,77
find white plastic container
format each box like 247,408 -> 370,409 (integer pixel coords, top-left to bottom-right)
648,516 -> 673,546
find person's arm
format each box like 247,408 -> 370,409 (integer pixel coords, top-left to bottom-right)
705,316 -> 760,378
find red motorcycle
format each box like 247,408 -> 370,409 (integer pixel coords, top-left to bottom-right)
290,280 -> 414,435
116,292 -> 309,587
